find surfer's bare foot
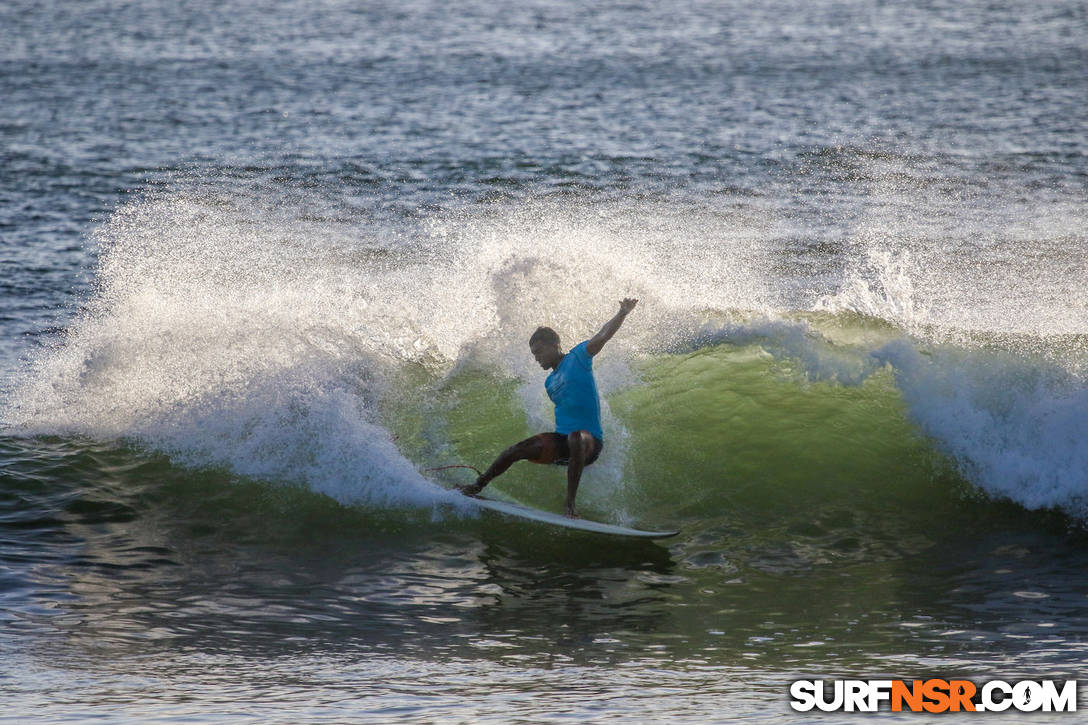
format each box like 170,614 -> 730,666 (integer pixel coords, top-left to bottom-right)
565,501 -> 579,519
456,478 -> 486,496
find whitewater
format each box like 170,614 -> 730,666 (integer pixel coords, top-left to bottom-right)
7,174 -> 1086,523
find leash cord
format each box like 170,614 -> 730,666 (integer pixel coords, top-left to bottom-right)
424,464 -> 483,477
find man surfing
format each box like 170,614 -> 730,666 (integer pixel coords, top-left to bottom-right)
458,298 -> 638,518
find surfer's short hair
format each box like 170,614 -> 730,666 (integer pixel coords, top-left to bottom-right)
529,326 -> 560,347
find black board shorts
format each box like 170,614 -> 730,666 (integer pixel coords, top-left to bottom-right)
527,432 -> 603,467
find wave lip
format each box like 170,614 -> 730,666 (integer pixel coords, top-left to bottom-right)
876,338 -> 1088,518
664,306 -> 1087,526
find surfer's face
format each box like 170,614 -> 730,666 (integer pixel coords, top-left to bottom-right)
529,340 -> 561,370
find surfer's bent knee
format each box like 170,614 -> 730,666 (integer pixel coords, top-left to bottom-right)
523,431 -> 602,466
568,430 -> 594,455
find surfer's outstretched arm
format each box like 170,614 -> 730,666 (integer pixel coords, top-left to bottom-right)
586,298 -> 638,356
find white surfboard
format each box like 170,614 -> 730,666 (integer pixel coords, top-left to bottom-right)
464,492 -> 678,539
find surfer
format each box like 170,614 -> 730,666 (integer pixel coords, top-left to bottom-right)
458,298 -> 638,517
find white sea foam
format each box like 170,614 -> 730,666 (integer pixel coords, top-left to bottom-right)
874,339 -> 1088,518
8,191 -> 461,509
698,315 -> 1088,520
6,180 -> 1087,519
8,186 -> 768,510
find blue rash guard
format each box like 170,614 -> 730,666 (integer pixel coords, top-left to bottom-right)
544,340 -> 603,442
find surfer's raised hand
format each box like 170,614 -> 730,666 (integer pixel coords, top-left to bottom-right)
587,298 -> 638,356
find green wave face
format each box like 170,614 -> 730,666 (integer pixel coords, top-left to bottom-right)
406,334 -> 981,574
385,332 -> 1086,681
610,346 -> 937,515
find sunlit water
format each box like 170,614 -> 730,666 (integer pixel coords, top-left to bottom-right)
3,0 -> 1087,721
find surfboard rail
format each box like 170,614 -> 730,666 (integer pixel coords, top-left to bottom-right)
462,491 -> 679,539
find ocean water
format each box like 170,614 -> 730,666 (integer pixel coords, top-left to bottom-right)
2,0 -> 1087,721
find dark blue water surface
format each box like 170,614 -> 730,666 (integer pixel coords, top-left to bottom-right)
3,1 -> 1087,722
